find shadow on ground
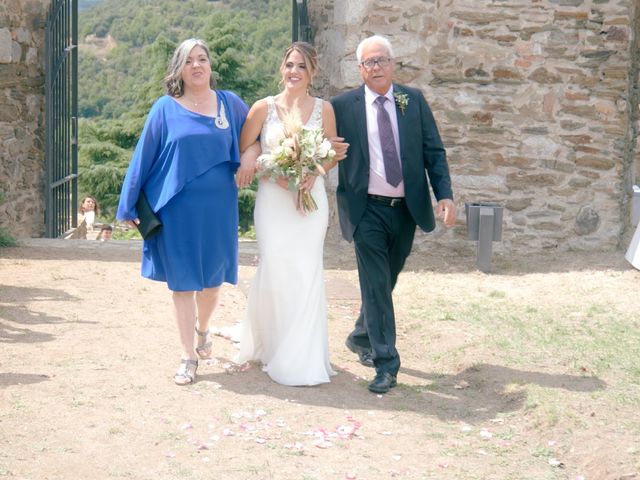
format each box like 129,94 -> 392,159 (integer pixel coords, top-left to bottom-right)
196,360 -> 605,423
0,284 -> 92,345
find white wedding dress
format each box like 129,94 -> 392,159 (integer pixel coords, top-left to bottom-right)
236,96 -> 335,386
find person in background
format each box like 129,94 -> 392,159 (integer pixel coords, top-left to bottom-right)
116,38 -> 250,386
79,195 -> 100,232
331,35 -> 456,394
98,224 -> 113,241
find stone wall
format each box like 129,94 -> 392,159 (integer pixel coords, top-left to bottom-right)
310,0 -> 640,254
0,0 -> 50,238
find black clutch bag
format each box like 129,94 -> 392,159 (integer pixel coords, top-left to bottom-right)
135,190 -> 162,240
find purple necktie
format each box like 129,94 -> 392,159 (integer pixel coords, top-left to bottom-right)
375,96 -> 402,187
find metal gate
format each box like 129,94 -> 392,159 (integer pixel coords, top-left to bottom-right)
45,0 -> 78,238
292,0 -> 311,43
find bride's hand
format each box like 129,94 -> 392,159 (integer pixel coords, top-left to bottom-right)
276,176 -> 289,190
329,136 -> 349,162
237,142 -> 260,188
236,162 -> 256,188
300,175 -> 316,191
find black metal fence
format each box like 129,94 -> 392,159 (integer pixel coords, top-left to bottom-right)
292,0 -> 311,43
45,0 -> 78,238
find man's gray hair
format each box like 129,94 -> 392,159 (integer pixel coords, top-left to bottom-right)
356,35 -> 394,62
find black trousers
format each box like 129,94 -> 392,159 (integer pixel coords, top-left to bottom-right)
349,200 -> 416,376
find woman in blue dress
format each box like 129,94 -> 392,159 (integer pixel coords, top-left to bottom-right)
116,38 -> 249,385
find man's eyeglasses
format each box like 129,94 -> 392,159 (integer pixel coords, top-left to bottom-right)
360,56 -> 392,70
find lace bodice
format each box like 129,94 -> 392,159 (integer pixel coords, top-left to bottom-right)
260,96 -> 323,155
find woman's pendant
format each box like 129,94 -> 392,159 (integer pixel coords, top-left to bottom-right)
214,99 -> 229,129
215,116 -> 229,129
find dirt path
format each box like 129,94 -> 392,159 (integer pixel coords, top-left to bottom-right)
1,239 -> 639,480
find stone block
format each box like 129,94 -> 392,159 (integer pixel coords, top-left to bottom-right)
0,29 -> 12,63
575,205 -> 600,235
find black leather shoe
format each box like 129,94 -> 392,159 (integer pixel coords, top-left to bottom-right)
345,338 -> 374,367
358,351 -> 374,368
368,372 -> 397,394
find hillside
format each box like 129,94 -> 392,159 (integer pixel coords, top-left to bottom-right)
76,0 -> 290,218
78,0 -> 290,118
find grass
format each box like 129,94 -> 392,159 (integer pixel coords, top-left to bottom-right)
398,282 -> 640,384
0,226 -> 18,247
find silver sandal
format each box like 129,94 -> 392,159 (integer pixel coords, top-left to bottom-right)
195,327 -> 212,359
174,359 -> 198,385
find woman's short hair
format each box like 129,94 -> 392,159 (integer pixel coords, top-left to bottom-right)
165,38 -> 216,97
356,35 -> 394,62
279,42 -> 318,90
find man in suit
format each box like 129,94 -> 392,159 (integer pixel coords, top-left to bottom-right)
331,35 -> 456,394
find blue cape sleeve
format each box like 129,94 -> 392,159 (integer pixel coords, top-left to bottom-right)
116,99 -> 165,220
218,90 -> 249,169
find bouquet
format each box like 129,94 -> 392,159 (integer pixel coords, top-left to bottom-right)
256,107 -> 336,214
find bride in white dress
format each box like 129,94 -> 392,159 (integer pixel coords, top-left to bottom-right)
234,42 -> 347,386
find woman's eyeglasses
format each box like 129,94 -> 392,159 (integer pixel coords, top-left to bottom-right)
360,56 -> 392,70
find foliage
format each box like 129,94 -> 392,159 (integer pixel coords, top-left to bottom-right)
78,0 -> 290,228
79,0 -> 289,118
112,226 -> 142,240
238,186 -> 257,233
0,228 -> 19,248
0,191 -> 19,247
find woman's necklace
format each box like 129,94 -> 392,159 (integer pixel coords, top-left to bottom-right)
184,90 -> 211,108
184,90 -> 229,129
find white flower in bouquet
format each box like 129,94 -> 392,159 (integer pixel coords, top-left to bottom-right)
256,105 -> 336,213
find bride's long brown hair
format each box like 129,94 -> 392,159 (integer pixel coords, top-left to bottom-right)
279,42 -> 318,92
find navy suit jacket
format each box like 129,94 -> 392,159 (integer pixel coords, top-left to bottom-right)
331,83 -> 453,242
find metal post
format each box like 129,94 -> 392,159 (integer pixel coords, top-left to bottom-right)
71,0 -> 78,228
465,202 -> 503,273
291,0 -> 298,42
477,207 -> 495,273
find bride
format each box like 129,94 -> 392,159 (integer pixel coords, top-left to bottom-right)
234,42 -> 347,386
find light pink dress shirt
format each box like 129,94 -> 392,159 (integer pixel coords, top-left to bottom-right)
364,85 -> 405,198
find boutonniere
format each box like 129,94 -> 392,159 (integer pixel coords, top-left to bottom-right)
394,92 -> 409,115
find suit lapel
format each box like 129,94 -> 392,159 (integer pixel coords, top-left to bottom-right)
352,85 -> 370,165
393,84 -> 407,159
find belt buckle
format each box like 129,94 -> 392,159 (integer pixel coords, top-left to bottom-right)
390,198 -> 402,207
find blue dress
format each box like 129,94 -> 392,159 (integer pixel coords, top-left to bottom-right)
116,92 -> 248,291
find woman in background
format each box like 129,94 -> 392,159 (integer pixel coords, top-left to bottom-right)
79,195 -> 100,231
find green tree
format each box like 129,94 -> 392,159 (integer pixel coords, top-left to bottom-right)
78,0 -> 290,228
